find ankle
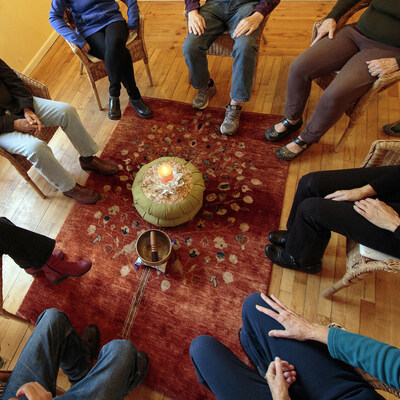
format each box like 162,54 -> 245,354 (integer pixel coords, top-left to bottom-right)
80,156 -> 94,163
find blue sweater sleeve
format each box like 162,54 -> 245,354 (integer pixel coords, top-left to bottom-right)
49,0 -> 87,48
328,327 -> 400,389
125,0 -> 139,30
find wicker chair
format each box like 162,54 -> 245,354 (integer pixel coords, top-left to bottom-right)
328,323 -> 400,398
184,8 -> 270,90
0,71 -> 58,199
311,0 -> 400,152
322,140 -> 400,298
63,1 -> 153,111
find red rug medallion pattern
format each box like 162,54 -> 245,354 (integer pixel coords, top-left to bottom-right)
18,98 -> 288,400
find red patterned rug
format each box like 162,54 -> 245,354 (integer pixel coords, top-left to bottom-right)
18,98 -> 288,400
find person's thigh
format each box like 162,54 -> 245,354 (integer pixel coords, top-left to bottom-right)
298,166 -> 400,199
86,28 -> 107,59
190,335 -> 271,400
240,293 -> 383,400
0,130 -> 44,157
322,46 -> 400,104
227,1 -> 259,36
290,25 -> 360,81
104,20 -> 128,46
185,2 -> 230,50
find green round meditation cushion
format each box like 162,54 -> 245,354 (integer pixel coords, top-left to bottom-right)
132,157 -> 205,227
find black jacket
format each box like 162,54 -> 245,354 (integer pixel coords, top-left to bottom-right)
0,59 -> 34,134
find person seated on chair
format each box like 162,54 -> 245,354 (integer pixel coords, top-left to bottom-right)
182,0 -> 279,136
264,0 -> 400,161
264,166 -> 400,274
49,0 -> 153,120
3,308 -> 149,400
190,292 -> 398,400
0,216 -> 92,284
0,58 -> 118,204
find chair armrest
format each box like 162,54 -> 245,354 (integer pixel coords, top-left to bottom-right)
361,140 -> 400,168
311,0 -> 371,44
11,70 -> 51,100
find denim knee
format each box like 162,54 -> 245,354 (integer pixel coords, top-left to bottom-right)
102,340 -> 138,365
36,308 -> 69,328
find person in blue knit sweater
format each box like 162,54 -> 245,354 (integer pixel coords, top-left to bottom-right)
190,293 -> 399,400
49,0 -> 153,120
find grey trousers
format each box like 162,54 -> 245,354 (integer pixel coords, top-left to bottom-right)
285,25 -> 400,144
0,97 -> 99,192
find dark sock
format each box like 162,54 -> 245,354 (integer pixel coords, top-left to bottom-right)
80,156 -> 94,163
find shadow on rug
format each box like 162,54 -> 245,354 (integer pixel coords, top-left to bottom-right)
18,98 -> 287,400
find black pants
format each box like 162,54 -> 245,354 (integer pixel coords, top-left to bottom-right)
86,20 -> 140,99
285,167 -> 400,266
0,217 -> 55,270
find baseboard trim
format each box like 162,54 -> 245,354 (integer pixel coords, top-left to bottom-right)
23,31 -> 59,75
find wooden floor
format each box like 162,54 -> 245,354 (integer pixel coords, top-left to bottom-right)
1,2 -> 400,399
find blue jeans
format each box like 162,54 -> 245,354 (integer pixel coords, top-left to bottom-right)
182,0 -> 260,103
3,309 -> 142,400
190,293 -> 383,400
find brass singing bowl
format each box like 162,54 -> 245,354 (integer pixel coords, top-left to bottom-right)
136,229 -> 172,267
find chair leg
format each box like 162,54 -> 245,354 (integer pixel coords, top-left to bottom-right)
20,170 -> 46,199
144,61 -> 153,87
86,74 -> 103,111
335,119 -> 356,153
322,279 -> 348,298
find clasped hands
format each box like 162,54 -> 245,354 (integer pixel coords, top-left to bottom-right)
256,294 -> 329,400
311,18 -> 399,78
187,10 -> 263,38
14,108 -> 43,135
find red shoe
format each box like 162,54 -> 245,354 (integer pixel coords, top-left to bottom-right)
25,250 -> 65,275
43,253 -> 92,284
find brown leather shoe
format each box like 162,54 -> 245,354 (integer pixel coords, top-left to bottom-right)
63,183 -> 101,204
80,156 -> 119,175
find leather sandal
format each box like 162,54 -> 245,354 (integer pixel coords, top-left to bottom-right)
265,117 -> 303,142
276,136 -> 312,161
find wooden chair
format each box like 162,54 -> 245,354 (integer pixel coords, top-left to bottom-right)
322,140 -> 400,298
63,2 -> 153,111
311,0 -> 400,152
184,8 -> 270,90
328,323 -> 400,398
0,72 -> 58,199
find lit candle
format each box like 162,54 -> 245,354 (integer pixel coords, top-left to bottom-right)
157,163 -> 174,183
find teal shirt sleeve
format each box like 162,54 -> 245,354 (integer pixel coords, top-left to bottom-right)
326,0 -> 362,21
328,327 -> 400,390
